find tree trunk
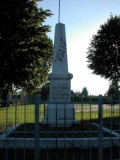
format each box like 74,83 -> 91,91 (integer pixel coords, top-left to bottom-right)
1,88 -> 9,107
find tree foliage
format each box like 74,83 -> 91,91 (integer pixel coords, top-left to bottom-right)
107,80 -> 120,97
40,81 -> 50,100
81,87 -> 89,97
0,0 -> 53,98
87,15 -> 120,82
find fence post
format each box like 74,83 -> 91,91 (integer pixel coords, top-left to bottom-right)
98,95 -> 103,160
35,94 -> 39,160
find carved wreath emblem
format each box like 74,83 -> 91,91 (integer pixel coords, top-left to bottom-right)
55,38 -> 66,62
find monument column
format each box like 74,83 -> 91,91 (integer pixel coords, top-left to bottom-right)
42,22 -> 78,126
49,23 -> 73,103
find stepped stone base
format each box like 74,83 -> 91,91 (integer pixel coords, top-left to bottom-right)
42,119 -> 79,127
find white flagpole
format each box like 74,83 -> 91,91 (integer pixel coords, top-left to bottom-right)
58,0 -> 60,23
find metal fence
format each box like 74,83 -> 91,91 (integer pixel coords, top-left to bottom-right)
0,95 -> 120,160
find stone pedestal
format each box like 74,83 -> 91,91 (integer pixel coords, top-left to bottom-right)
42,23 -> 79,126
42,104 -> 76,126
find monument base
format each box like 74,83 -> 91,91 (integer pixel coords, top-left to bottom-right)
42,119 -> 79,127
42,104 -> 79,127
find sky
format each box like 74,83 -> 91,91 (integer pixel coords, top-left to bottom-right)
37,0 -> 120,96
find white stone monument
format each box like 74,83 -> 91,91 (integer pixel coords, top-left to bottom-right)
42,22 -> 78,126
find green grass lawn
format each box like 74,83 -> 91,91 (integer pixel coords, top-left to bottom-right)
0,103 -> 119,134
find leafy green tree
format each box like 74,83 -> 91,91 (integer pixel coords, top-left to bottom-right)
73,91 -> 81,102
108,86 -> 116,97
107,80 -> 120,97
87,15 -> 120,82
0,0 -> 53,104
75,91 -> 81,96
40,82 -> 50,100
81,87 -> 89,97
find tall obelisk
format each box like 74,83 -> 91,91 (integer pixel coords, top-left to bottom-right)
42,0 -> 78,126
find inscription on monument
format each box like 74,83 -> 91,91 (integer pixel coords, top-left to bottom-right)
50,80 -> 70,102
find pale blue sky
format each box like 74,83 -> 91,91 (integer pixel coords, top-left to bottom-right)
37,0 -> 120,95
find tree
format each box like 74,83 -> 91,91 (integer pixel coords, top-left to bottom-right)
107,80 -> 120,97
87,15 -> 120,83
81,87 -> 89,97
73,91 -> 81,102
40,82 -> 50,100
0,0 -> 53,104
75,91 -> 81,97
108,86 -> 116,97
